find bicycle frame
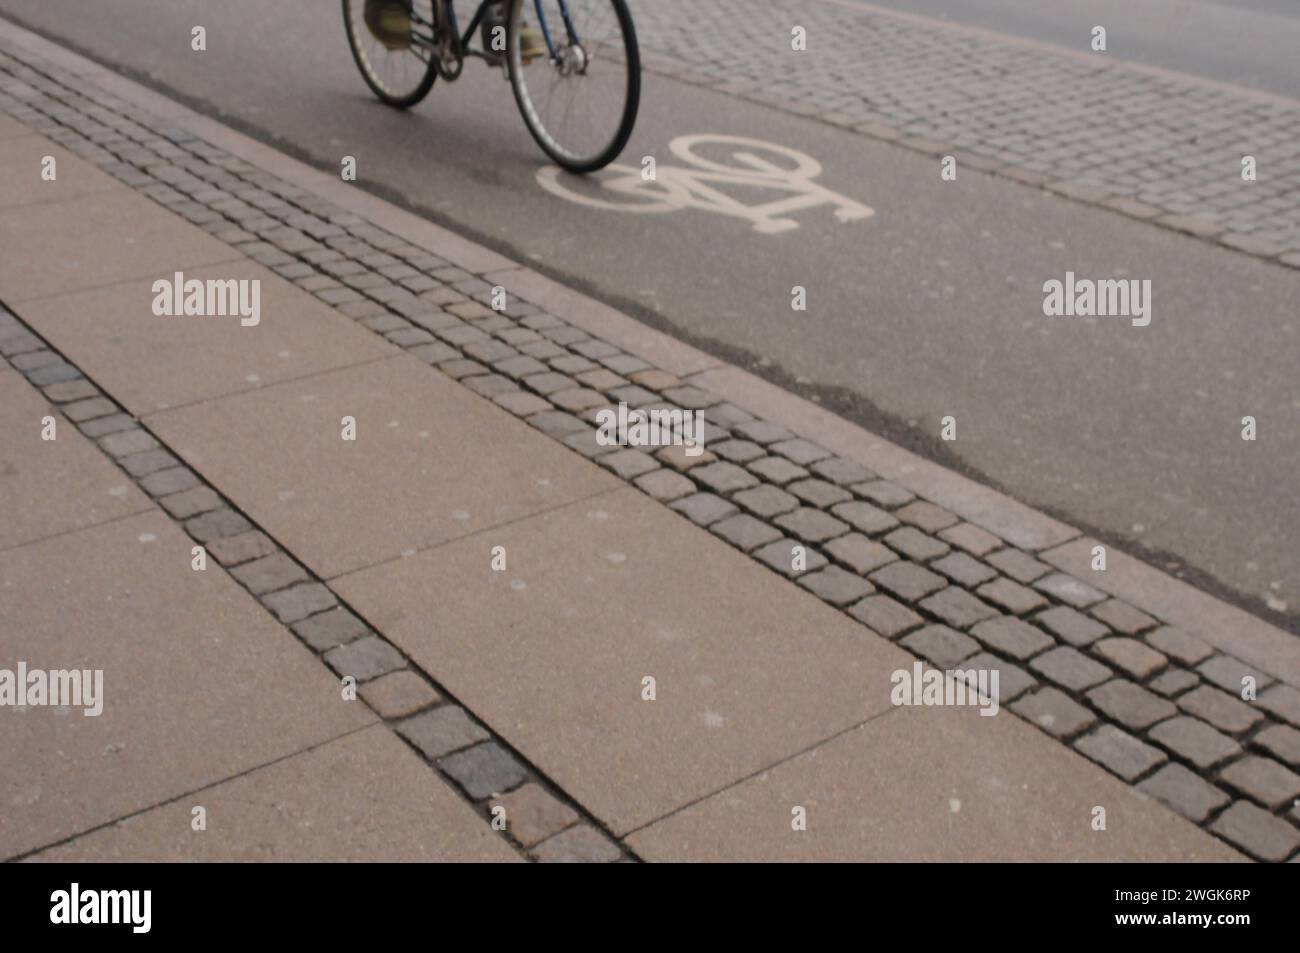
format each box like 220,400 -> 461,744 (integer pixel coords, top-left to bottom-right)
440,0 -> 581,62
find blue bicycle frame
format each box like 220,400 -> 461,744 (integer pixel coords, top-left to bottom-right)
444,0 -> 580,60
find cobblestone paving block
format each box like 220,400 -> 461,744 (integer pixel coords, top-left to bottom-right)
752,538 -> 828,577
629,369 -> 680,391
710,439 -> 766,464
733,419 -> 793,445
1090,599 -> 1157,635
656,443 -> 715,471
1011,687 -> 1097,739
260,581 -> 337,624
882,526 -> 948,562
206,530 -> 277,567
851,479 -> 915,508
1086,679 -> 1177,731
787,478 -> 852,508
869,560 -> 946,602
1253,724 -> 1300,769
292,607 -> 370,653
157,486 -> 223,521
711,513 -> 782,552
848,594 -> 924,638
532,824 -> 622,863
1074,724 -> 1167,781
669,492 -> 737,526
138,466 -> 200,498
633,468 -> 695,502
1176,685 -> 1264,735
80,414 -> 137,438
463,374 -> 520,400
1138,763 -> 1231,824
359,669 -> 442,719
494,390 -> 551,417
1149,668 -> 1199,698
526,409 -> 588,438
770,438 -> 832,466
439,741 -> 528,800
1035,605 -> 1109,646
184,508 -> 254,543
970,616 -> 1053,661
774,507 -> 849,543
831,500 -> 900,536
894,500 -> 959,533
229,553 -> 309,596
1259,685 -> 1300,729
397,706 -> 490,760
550,387 -> 607,413
823,533 -> 897,576
937,522 -> 1001,557
1092,637 -> 1167,680
797,565 -> 874,607
959,652 -> 1037,702
659,385 -> 717,409
491,783 -> 580,849
61,396 -> 117,423
98,428 -> 160,458
322,635 -> 406,682
1197,656 -> 1274,695
732,483 -> 799,519
1209,801 -> 1300,863
901,625 -> 980,669
598,448 -> 660,480
1149,717 -> 1242,770
1145,626 -> 1214,666
810,457 -> 874,486
117,449 -> 181,479
42,379 -> 99,403
1033,572 -> 1107,608
930,552 -> 997,588
1218,756 -> 1300,811
919,587 -> 999,630
975,577 -> 1048,615
984,548 -> 1051,583
691,461 -> 759,494
746,455 -> 808,485
1029,646 -> 1113,693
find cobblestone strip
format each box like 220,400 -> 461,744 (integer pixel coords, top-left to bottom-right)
2,41 -> 1297,862
627,0 -> 1300,268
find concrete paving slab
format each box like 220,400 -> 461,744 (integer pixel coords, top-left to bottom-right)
0,510 -> 374,859
334,486 -> 915,836
0,370 -> 150,551
0,136 -> 118,208
30,725 -> 519,862
147,353 -> 622,579
626,702 -> 1244,861
17,259 -> 399,414
0,186 -> 238,302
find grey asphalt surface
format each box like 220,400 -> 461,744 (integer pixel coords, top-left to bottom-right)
3,0 -> 1296,629
856,0 -> 1300,97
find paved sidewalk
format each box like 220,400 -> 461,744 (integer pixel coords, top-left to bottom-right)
1,23 -> 1297,862
634,0 -> 1300,267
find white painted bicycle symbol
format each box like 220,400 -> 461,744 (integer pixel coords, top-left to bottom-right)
536,134 -> 875,234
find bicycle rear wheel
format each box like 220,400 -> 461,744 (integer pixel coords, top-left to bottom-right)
343,0 -> 439,108
507,0 -> 640,173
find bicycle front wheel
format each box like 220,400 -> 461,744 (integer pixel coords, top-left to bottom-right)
507,0 -> 641,173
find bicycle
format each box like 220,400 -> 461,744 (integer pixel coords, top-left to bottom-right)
343,0 -> 640,173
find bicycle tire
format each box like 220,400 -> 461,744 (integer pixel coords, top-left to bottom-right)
342,0 -> 438,109
507,0 -> 641,173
